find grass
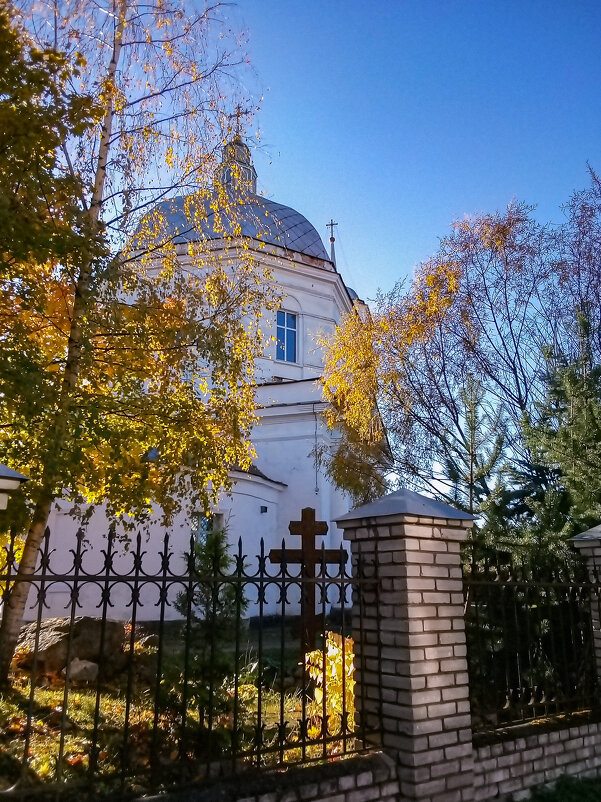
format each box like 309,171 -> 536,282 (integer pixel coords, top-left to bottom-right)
0,670 -> 170,790
0,624 -> 349,795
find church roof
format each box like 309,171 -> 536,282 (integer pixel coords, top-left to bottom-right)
153,135 -> 330,262
231,463 -> 287,487
155,193 -> 330,261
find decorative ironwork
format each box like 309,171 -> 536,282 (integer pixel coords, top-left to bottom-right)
0,522 -> 372,799
463,538 -> 600,735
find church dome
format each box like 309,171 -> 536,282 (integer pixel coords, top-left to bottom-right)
158,194 -> 330,261
155,137 -> 330,262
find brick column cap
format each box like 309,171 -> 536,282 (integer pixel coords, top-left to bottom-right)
335,488 -> 475,531
571,524 -> 601,548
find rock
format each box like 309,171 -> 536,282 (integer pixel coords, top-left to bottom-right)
47,708 -> 76,730
134,661 -> 157,686
110,651 -> 129,674
15,616 -> 125,676
61,658 -> 99,682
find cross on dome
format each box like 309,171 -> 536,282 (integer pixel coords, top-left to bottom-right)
214,133 -> 258,194
327,218 -> 338,265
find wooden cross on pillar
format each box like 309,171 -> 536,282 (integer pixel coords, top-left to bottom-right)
269,507 -> 347,654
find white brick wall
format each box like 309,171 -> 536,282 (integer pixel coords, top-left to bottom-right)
474,722 -> 601,801
151,753 -> 401,802
340,514 -> 476,802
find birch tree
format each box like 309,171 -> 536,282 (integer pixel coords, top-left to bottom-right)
0,0 -> 269,682
321,197 -> 596,516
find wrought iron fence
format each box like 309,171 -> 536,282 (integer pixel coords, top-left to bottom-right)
463,538 -> 600,735
0,525 -> 375,799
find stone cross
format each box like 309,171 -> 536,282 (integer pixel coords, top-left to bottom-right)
269,507 -> 346,653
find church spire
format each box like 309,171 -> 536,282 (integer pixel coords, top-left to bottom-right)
214,134 -> 257,194
327,218 -> 338,265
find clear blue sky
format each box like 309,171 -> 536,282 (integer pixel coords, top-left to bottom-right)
226,0 -> 601,302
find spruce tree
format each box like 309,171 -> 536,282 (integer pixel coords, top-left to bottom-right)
525,314 -> 601,534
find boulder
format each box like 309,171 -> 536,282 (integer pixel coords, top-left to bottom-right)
15,616 -> 125,676
61,658 -> 99,682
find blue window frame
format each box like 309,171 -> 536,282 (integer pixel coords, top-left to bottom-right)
276,310 -> 297,362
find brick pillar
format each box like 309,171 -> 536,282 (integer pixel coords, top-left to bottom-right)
571,526 -> 601,686
336,489 -> 475,802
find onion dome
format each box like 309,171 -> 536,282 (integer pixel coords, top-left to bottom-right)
155,137 -> 330,262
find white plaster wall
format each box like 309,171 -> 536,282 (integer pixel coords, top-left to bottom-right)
36,470 -> 287,621
251,410 -> 350,550
26,243 -> 355,623
253,253 -> 352,383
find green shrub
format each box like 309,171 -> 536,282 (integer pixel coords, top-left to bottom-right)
527,776 -> 601,801
176,528 -> 247,716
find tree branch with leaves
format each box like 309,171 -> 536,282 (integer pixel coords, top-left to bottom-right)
0,0 -> 269,683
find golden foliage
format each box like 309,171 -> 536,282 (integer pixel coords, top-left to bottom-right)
1,1 -> 271,528
322,200 -> 567,507
305,632 -> 355,744
321,260 -> 461,447
321,312 -> 381,442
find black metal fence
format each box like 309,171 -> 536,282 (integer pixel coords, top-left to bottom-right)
0,526 -> 374,799
9,521 -> 601,795
463,538 -> 600,735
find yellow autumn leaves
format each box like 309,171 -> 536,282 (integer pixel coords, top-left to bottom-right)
305,632 -> 355,744
321,259 -> 461,446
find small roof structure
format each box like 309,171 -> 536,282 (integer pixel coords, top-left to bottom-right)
335,488 -> 475,524
571,524 -> 601,543
0,463 -> 28,483
231,463 -> 287,488
0,463 -> 28,510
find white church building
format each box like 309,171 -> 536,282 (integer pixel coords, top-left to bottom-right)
42,137 -> 364,618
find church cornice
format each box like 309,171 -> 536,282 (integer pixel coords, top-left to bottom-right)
175,239 -> 354,314
257,376 -> 322,388
174,237 -> 336,274
254,401 -> 330,426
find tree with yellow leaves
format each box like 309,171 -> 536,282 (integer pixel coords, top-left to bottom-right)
322,197 -> 596,513
321,258 -> 461,502
0,0 -> 270,683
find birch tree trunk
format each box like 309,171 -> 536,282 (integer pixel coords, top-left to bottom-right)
0,1 -> 126,685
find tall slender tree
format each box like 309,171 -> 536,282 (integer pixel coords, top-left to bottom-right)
322,184 -> 601,532
0,1 -> 270,683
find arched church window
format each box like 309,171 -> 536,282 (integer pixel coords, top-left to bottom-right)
192,512 -> 224,542
276,310 -> 297,363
